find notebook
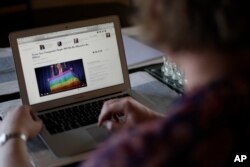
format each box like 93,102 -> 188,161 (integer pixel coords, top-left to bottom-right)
9,16 -> 149,157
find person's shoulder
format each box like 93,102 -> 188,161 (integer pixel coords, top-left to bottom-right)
181,75 -> 250,111
167,75 -> 250,130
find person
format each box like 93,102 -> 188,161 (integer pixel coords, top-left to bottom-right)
0,106 -> 42,167
1,0 -> 250,166
56,63 -> 64,75
55,63 -> 73,75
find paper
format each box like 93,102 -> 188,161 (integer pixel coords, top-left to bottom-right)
0,47 -> 12,58
123,35 -> 164,68
128,57 -> 163,70
0,80 -> 19,95
0,48 -> 17,83
0,99 -> 22,117
130,72 -> 179,113
129,71 -> 157,87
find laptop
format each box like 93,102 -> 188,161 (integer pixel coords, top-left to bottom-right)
9,16 -> 150,157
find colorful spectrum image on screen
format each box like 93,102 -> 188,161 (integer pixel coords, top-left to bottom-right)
35,59 -> 87,97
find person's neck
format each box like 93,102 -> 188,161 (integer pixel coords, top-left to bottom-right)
173,51 -> 231,93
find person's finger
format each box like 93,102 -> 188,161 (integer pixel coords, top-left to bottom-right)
98,99 -> 125,127
98,103 -> 116,127
30,110 -> 41,122
18,105 -> 31,117
33,120 -> 43,134
112,114 -> 119,123
25,106 -> 43,137
104,121 -> 123,132
27,120 -> 43,139
22,105 -> 40,122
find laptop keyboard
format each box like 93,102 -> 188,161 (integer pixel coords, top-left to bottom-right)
38,94 -> 128,135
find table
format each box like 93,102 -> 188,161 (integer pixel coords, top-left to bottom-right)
0,28 -> 179,166
0,71 -> 178,166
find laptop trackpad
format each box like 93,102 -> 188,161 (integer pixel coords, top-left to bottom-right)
86,126 -> 110,143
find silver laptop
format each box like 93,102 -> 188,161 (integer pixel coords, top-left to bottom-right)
9,16 -> 149,157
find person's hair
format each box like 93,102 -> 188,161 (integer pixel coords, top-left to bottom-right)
136,0 -> 250,53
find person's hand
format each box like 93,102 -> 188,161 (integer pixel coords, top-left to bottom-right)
98,97 -> 164,131
0,105 -> 42,139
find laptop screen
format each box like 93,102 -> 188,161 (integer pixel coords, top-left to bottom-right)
17,23 -> 124,105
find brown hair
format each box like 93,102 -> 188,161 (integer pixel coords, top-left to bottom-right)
136,0 -> 250,53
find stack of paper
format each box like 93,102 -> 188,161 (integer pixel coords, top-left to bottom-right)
122,35 -> 164,69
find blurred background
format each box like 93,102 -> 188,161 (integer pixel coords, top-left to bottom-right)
0,0 -> 135,47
